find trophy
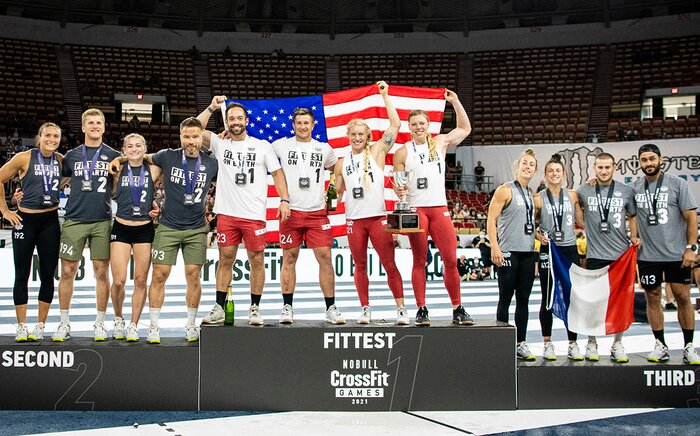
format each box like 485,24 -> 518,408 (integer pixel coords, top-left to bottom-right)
386,170 -> 422,232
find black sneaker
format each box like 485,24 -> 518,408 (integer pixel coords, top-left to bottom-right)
664,302 -> 677,311
415,306 -> 431,326
452,305 -> 474,325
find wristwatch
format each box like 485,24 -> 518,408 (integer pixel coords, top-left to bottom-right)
686,244 -> 698,251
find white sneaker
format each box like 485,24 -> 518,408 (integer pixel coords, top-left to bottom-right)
357,306 -> 371,324
126,323 -> 139,342
147,325 -> 160,344
248,304 -> 264,325
279,304 -> 294,324
647,339 -> 670,363
185,323 -> 199,342
567,342 -> 584,361
517,342 -> 536,361
15,323 -> 28,342
683,343 -> 700,365
202,304 -> 225,324
325,304 -> 346,325
585,340 -> 599,361
113,316 -> 126,340
94,323 -> 108,342
52,322 -> 71,342
543,342 -> 557,361
610,341 -> 629,363
396,307 -> 409,325
28,322 -> 45,341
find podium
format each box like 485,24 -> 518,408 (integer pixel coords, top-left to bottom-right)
199,320 -> 517,411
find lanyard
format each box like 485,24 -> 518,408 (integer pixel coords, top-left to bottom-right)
348,151 -> 365,186
36,149 -> 57,195
235,137 -> 248,175
595,180 -> 615,223
181,150 -> 202,195
81,144 -> 102,181
513,180 -> 533,226
545,188 -> 564,232
294,140 -> 310,178
411,141 -> 425,165
644,173 -> 664,217
127,164 -> 147,206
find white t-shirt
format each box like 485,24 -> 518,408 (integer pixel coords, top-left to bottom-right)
210,133 -> 281,221
272,137 -> 337,212
342,150 -> 386,220
404,141 -> 447,207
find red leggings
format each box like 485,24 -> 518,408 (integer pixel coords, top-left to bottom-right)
407,206 -> 461,307
347,216 -> 404,307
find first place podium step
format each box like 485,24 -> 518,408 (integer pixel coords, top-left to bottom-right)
199,319 -> 517,411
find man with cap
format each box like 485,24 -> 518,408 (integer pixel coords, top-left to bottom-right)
631,143 -> 700,365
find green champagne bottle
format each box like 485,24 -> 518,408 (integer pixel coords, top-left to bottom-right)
327,174 -> 338,212
224,286 -> 235,325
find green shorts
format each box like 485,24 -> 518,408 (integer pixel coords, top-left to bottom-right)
151,224 -> 209,265
59,220 -> 112,261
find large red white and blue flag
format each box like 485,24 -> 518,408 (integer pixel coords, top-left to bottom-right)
224,84 -> 447,242
549,243 -> 637,336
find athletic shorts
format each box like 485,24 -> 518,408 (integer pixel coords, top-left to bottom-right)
151,224 -> 209,265
216,214 -> 267,251
59,219 -> 111,261
638,260 -> 691,289
585,257 -> 614,270
110,220 -> 155,245
279,209 -> 332,249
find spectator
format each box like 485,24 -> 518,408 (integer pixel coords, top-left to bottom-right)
474,160 -> 485,191
471,230 -> 492,278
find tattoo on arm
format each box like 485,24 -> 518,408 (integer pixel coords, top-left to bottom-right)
383,132 -> 395,146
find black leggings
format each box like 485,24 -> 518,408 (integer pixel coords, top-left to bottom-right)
497,251 -> 537,343
12,210 -> 60,305
538,244 -> 580,340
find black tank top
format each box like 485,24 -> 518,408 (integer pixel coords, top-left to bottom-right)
20,149 -> 61,210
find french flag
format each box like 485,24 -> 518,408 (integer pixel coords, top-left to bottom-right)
549,243 -> 638,337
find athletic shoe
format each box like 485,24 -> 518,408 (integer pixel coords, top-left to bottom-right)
610,341 -> 629,363
664,302 -> 677,311
325,304 -> 346,325
357,306 -> 371,324
126,323 -> 139,342
248,304 -> 264,325
279,304 -> 294,324
94,323 -> 108,342
15,323 -> 28,342
585,340 -> 599,361
185,323 -> 199,342
147,326 -> 160,344
415,306 -> 431,326
543,342 -> 557,361
452,305 -> 474,325
113,316 -> 126,340
396,307 -> 409,325
202,304 -> 225,324
683,343 -> 700,365
517,342 -> 536,361
647,339 -> 670,363
28,323 -> 45,341
567,342 -> 584,361
52,322 -> 71,342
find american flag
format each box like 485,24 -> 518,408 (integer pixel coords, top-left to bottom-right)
225,84 -> 447,242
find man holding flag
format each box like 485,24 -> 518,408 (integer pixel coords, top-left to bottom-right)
196,97 -> 291,326
573,152 -> 638,363
631,143 -> 700,365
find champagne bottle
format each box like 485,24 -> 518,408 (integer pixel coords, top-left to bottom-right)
224,286 -> 234,325
327,174 -> 338,212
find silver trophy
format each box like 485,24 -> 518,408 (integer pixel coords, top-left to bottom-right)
387,170 -> 422,232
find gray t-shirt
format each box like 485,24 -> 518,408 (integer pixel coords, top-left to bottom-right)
62,144 -> 121,222
497,181 -> 536,252
20,149 -> 61,210
114,163 -> 155,222
632,173 -> 697,262
538,189 -> 576,247
577,181 -> 637,261
152,148 -> 218,230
